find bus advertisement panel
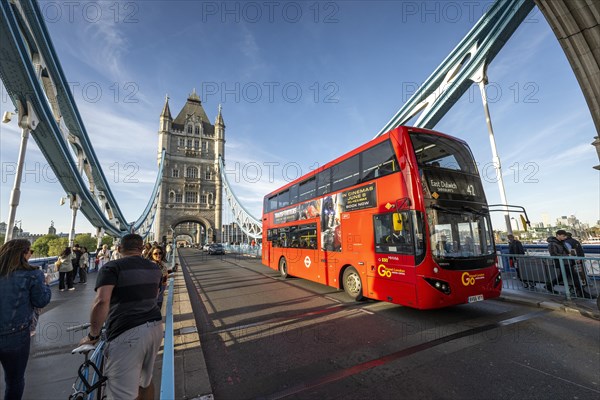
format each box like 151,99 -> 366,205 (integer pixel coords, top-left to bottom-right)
262,126 -> 501,309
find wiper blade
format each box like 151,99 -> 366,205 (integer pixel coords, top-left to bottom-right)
431,204 -> 463,215
462,206 -> 488,216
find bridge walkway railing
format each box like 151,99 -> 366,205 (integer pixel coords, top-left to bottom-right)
498,252 -> 600,301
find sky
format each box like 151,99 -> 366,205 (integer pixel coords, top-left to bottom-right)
0,0 -> 598,237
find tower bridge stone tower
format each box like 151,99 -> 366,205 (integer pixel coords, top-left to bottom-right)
154,90 -> 225,245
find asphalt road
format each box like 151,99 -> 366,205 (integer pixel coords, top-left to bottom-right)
179,249 -> 600,400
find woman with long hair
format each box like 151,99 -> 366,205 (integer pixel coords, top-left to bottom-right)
149,245 -> 170,309
57,246 -> 76,291
0,239 -> 52,399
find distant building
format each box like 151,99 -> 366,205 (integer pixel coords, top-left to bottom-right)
0,222 -> 6,236
48,221 -> 56,236
556,215 -> 569,226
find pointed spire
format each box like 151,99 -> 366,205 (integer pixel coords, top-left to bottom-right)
215,103 -> 225,126
188,88 -> 201,103
161,94 -> 172,120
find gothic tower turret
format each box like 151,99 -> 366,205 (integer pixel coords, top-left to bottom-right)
214,104 -> 225,159
154,90 -> 225,245
158,94 -> 172,166
214,104 -> 225,231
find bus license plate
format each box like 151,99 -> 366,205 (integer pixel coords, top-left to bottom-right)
468,294 -> 484,303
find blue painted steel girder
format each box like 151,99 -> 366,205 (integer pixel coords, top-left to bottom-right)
219,157 -> 262,239
0,0 -> 165,238
377,0 -> 535,134
12,0 -> 130,225
0,0 -> 124,236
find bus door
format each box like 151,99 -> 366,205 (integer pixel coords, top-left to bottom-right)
264,238 -> 271,267
264,228 -> 276,269
297,225 -> 323,284
370,212 -> 419,304
319,219 -> 342,286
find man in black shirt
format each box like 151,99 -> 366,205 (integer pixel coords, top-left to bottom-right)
507,234 -> 525,278
80,234 -> 163,400
72,244 -> 82,283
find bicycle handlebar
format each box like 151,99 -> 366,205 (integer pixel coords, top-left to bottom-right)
66,323 -> 91,332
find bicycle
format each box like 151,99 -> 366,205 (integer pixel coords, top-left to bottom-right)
67,323 -> 108,400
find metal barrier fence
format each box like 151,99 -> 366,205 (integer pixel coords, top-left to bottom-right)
498,252 -> 600,301
223,243 -> 262,258
160,276 -> 175,400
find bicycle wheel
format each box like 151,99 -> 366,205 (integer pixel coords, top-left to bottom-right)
90,341 -> 107,400
95,354 -> 105,400
69,391 -> 86,400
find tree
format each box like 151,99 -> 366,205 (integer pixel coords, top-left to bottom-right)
101,236 -> 114,248
48,237 -> 69,257
74,233 -> 97,252
31,234 -> 59,257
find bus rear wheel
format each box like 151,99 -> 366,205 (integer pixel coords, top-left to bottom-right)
343,267 -> 363,301
279,257 -> 288,279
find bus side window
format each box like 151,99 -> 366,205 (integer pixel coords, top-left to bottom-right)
374,212 -> 414,255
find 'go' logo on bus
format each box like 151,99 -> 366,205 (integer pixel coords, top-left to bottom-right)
378,264 -> 392,278
461,272 -> 480,286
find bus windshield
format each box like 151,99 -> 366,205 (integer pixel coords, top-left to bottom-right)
410,132 -> 478,174
427,207 -> 494,258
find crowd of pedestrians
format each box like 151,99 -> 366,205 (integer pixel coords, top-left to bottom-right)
0,236 -> 175,400
509,230 -> 590,297
79,234 -> 165,399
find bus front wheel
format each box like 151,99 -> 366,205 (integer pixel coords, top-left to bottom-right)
279,257 -> 288,279
343,267 -> 363,301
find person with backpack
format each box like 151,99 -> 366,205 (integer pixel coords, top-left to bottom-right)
508,234 -> 525,279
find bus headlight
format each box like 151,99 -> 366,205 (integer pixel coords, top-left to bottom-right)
424,277 -> 451,295
494,272 -> 502,288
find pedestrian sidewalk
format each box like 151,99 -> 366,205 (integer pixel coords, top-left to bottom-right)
19,265 -> 214,399
498,287 -> 600,320
23,276 -> 99,399
31,254 -> 587,400
159,261 -> 213,400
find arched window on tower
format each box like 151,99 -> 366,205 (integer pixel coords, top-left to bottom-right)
169,191 -> 175,203
208,192 -> 214,205
195,125 -> 200,135
186,166 -> 198,179
187,124 -> 192,134
205,167 -> 212,180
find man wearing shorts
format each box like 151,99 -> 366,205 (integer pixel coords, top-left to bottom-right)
80,234 -> 163,399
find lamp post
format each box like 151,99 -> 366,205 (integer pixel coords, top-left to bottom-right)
61,194 -> 81,247
475,69 -> 512,235
4,100 -> 39,243
592,136 -> 600,170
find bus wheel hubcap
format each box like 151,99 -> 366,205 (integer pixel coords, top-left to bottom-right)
347,274 -> 360,294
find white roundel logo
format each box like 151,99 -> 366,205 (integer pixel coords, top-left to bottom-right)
304,256 -> 311,268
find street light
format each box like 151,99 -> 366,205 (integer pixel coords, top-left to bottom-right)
3,100 -> 39,243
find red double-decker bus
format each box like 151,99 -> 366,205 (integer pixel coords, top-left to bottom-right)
262,126 -> 500,309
